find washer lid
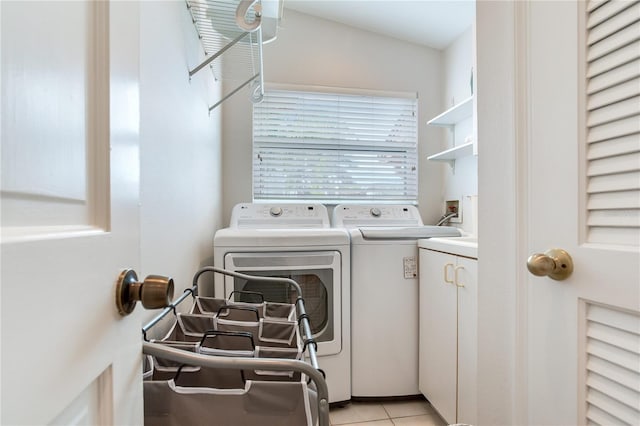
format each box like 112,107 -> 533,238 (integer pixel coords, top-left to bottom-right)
358,226 -> 461,240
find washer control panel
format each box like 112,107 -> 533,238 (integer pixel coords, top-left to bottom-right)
269,206 -> 283,217
230,203 -> 330,228
332,204 -> 424,227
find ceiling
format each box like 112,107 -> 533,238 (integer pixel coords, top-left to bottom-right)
283,0 -> 475,50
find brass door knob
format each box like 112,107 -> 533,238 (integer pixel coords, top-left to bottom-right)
527,248 -> 573,281
116,269 -> 174,315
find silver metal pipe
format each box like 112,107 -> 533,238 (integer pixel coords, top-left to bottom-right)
142,286 -> 196,336
208,73 -> 259,112
189,31 -> 249,77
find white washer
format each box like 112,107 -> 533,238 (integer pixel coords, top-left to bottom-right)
211,203 -> 351,404
333,204 -> 460,398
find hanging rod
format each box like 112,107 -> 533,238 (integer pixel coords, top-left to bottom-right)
188,31 -> 250,78
208,72 -> 260,112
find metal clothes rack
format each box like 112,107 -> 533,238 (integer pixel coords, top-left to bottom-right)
186,0 -> 265,112
142,266 -> 330,426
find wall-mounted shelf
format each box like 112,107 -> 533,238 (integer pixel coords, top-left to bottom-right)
427,142 -> 474,172
427,96 -> 473,127
186,0 -> 281,112
427,141 -> 474,162
427,96 -> 475,172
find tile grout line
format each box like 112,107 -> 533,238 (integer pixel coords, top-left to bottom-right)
329,400 -> 445,426
381,402 -> 392,420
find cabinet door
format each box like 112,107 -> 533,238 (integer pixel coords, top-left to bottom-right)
419,248 -> 457,424
456,256 -> 478,425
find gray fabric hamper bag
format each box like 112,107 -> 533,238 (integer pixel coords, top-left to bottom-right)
193,296 -> 296,321
163,313 -> 215,342
144,379 -> 318,426
213,317 -> 299,348
196,332 -> 303,382
149,340 -> 245,389
163,314 -> 300,348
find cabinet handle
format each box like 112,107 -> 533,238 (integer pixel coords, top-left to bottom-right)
444,263 -> 454,284
455,265 -> 465,287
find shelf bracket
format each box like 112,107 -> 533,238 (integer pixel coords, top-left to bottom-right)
446,160 -> 456,174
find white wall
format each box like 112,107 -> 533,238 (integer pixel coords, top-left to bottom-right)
439,27 -> 478,235
139,1 -> 223,325
443,27 -> 475,109
222,9 -> 445,224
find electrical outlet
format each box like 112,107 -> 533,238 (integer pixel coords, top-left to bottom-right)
445,200 -> 462,223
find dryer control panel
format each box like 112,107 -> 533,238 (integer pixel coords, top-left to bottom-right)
230,203 -> 331,228
332,204 -> 424,227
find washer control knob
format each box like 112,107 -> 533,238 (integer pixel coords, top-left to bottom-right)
370,207 -> 381,217
269,206 -> 283,217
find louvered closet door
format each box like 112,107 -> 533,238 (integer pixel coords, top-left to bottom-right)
525,1 -> 640,425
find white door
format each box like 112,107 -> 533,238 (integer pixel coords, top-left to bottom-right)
456,255 -> 477,425
1,1 -> 144,424
525,1 -> 640,425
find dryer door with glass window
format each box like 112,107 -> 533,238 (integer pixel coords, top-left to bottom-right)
223,251 -> 341,356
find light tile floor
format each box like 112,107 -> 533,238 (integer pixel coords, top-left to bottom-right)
329,399 -> 447,426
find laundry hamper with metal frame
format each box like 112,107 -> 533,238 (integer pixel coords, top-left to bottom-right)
141,266 -> 329,426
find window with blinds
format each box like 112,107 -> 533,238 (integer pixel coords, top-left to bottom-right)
584,0 -> 640,246
252,88 -> 418,203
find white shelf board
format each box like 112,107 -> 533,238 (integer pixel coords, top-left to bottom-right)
427,96 -> 474,127
427,141 -> 474,162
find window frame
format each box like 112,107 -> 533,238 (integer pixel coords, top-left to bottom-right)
252,84 -> 419,204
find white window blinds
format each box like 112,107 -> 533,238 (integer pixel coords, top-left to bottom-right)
252,88 -> 418,203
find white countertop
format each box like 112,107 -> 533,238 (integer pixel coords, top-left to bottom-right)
418,236 -> 478,259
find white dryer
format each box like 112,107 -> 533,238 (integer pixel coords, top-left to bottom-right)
333,204 -> 460,398
211,203 -> 351,404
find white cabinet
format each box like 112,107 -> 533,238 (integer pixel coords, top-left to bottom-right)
418,245 -> 477,425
